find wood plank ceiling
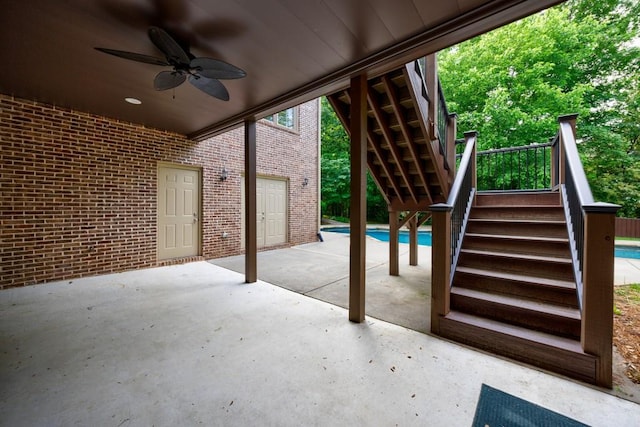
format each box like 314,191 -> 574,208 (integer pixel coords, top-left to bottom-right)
0,0 -> 563,139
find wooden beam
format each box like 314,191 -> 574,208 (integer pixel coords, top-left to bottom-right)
417,212 -> 432,227
430,204 -> 451,334
398,211 -> 418,229
382,75 -> 433,204
366,153 -> 391,205
403,64 -> 450,198
244,120 -> 257,283
409,215 -> 418,266
390,199 -> 431,212
389,210 -> 399,276
581,208 -> 618,388
349,74 -> 368,323
328,91 -> 401,205
366,86 -> 414,203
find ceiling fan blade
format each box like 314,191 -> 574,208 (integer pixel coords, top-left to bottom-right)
95,47 -> 169,66
190,57 -> 246,80
189,75 -> 229,101
148,26 -> 191,66
154,71 -> 186,91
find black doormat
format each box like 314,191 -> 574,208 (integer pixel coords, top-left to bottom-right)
472,384 -> 589,427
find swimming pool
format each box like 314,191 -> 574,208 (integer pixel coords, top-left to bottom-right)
322,227 -> 640,260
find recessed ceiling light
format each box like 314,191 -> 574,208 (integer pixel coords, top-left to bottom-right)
125,97 -> 142,105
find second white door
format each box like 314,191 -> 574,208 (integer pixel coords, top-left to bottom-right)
244,177 -> 287,248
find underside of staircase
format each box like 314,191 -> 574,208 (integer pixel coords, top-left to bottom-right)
327,62 -> 449,211
438,191 -> 599,383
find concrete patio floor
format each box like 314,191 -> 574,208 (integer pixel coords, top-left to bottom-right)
213,231 -> 432,334
2,243 -> 639,425
212,230 -> 640,404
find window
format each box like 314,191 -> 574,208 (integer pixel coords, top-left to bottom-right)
264,107 -> 298,131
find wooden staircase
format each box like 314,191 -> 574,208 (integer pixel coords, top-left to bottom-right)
326,61 -> 450,211
328,61 -> 617,387
438,191 -> 599,383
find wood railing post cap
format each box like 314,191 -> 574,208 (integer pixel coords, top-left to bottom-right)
583,202 -> 621,214
463,130 -> 478,138
558,113 -> 579,122
430,203 -> 452,212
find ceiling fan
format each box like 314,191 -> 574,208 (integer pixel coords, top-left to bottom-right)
95,27 -> 246,101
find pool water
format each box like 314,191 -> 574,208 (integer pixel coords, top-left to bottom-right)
322,227 -> 640,260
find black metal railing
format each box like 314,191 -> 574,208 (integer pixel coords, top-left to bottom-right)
551,134 -> 560,188
415,58 -> 429,101
447,132 -> 476,285
437,80 -> 449,156
414,56 -> 451,164
456,141 -> 553,191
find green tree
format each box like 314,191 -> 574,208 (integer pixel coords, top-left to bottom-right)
320,97 -> 388,223
438,0 -> 640,217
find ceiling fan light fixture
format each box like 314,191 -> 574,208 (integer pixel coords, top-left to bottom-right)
96,27 -> 246,101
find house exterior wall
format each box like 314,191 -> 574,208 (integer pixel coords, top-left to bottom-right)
0,94 -> 320,289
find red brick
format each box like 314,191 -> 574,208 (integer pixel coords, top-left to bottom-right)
0,95 -> 319,288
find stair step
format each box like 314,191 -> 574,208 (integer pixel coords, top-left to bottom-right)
450,286 -> 581,338
439,311 -> 596,384
466,219 -> 567,238
460,248 -> 571,265
463,233 -> 570,257
465,233 -> 569,244
468,218 -> 565,225
451,286 -> 580,319
465,233 -> 568,244
454,266 -> 577,306
455,266 -> 576,292
475,191 -> 560,206
471,206 -> 564,220
458,248 -> 574,281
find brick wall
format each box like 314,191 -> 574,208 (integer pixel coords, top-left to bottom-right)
0,94 -> 319,289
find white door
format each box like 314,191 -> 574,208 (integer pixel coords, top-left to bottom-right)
256,179 -> 266,248
242,177 -> 287,248
157,166 -> 200,260
264,179 -> 287,246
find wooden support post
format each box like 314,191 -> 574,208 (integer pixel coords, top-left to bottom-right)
389,210 -> 399,276
244,120 -> 257,283
552,134 -> 563,189
469,132 -> 478,204
349,74 -> 368,323
409,215 -> 418,266
430,204 -> 451,334
581,205 -> 619,388
557,114 -> 578,187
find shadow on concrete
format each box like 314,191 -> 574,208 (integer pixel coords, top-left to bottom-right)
210,231 -> 432,334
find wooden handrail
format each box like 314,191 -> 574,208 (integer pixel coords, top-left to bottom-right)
430,131 -> 476,334
557,114 -> 619,388
559,115 -> 594,206
445,131 -> 477,207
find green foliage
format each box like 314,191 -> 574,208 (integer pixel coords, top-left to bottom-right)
320,97 -> 388,223
614,283 -> 640,302
438,0 -> 640,217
